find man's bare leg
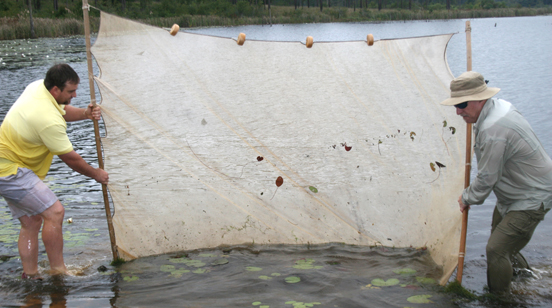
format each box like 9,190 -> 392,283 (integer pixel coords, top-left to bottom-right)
18,215 -> 43,276
40,200 -> 67,275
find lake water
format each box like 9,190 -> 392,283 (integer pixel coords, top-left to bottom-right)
1,15 -> 552,307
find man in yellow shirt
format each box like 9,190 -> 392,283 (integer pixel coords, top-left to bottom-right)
0,64 -> 109,279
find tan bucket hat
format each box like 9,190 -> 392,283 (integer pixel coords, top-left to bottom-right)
441,71 -> 500,106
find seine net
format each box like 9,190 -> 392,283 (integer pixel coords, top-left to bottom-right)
91,12 -> 465,284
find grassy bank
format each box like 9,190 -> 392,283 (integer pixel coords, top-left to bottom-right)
1,6 -> 551,40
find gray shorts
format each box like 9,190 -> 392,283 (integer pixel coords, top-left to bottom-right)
0,168 -> 58,219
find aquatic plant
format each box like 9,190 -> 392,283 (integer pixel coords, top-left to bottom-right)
443,280 -> 479,301
110,257 -> 126,266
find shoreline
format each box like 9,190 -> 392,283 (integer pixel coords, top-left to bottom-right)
1,7 -> 551,40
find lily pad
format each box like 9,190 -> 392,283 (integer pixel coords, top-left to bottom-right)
259,275 -> 272,280
160,265 -> 175,272
285,301 -> 321,307
170,268 -> 190,277
170,258 -> 206,267
123,275 -> 139,282
407,294 -> 433,304
285,276 -> 301,284
211,258 -> 229,266
309,186 -> 318,193
393,268 -> 417,275
293,258 -> 323,270
169,258 -> 189,264
416,277 -> 436,284
371,278 -> 400,287
246,266 -> 263,272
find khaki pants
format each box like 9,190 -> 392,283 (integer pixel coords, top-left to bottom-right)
486,204 -> 547,293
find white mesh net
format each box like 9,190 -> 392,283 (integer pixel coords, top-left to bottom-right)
91,12 -> 464,284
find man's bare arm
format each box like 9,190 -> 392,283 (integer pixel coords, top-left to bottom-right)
63,104 -> 102,122
58,150 -> 108,184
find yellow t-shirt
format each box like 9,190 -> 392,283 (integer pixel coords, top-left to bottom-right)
0,80 -> 73,179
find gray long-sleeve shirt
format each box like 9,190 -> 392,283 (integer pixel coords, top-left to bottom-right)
461,98 -> 552,217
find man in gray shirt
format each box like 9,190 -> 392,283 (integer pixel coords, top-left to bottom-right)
441,71 -> 552,294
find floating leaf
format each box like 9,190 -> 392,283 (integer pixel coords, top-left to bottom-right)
285,301 -> 321,307
160,265 -> 176,272
407,295 -> 433,304
271,273 -> 281,276
211,258 -> 229,266
443,120 -> 447,127
170,258 -> 206,267
293,258 -> 323,270
450,127 -> 456,134
371,278 -> 400,287
170,268 -> 190,277
285,276 -> 301,284
193,268 -> 207,274
169,257 -> 188,264
123,275 -> 139,282
309,186 -> 318,193
259,275 -> 272,280
276,176 -> 283,187
430,162 -> 436,172
416,277 -> 437,284
361,284 -> 380,290
435,161 -> 446,168
257,156 -> 264,162
252,302 -> 262,306
393,268 -> 417,275
246,266 -> 263,272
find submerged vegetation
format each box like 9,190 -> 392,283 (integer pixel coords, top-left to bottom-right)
444,280 -> 532,306
110,257 -> 127,266
1,0 -> 551,40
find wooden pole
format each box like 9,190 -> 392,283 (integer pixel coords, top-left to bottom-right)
82,0 -> 119,261
457,20 -> 472,284
28,0 -> 36,39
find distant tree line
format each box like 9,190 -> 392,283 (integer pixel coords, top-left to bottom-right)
1,0 -> 550,19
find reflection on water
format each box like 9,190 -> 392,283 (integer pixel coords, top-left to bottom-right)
1,16 -> 552,307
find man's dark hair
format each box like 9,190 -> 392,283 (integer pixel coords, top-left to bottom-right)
44,64 -> 80,91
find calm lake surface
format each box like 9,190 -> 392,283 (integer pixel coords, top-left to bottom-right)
1,15 -> 552,307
